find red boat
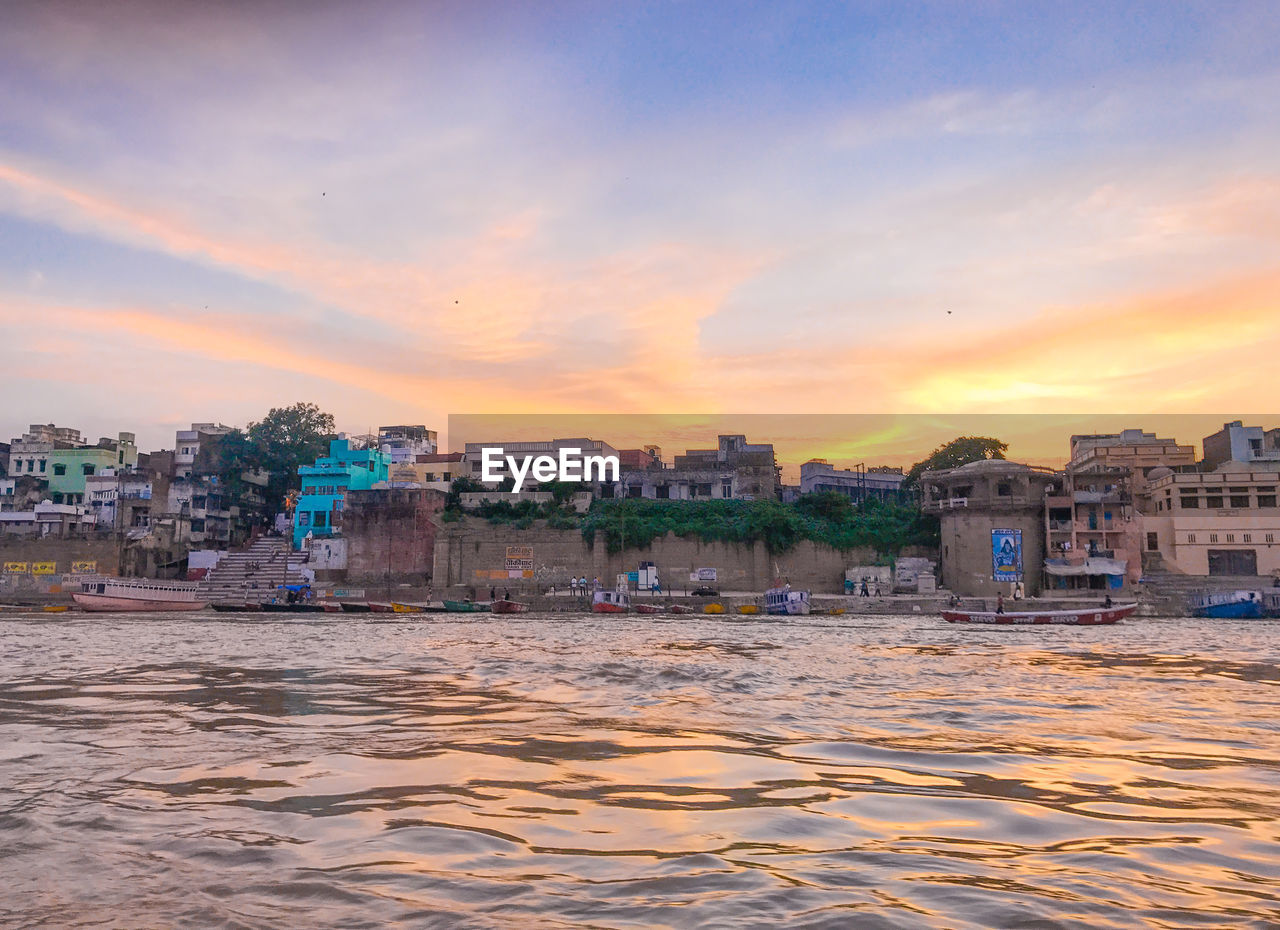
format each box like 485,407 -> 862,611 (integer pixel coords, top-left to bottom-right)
634,603 -> 665,614
368,602 -> 394,613
941,603 -> 1138,625
592,589 -> 631,613
492,599 -> 529,614
668,604 -> 697,615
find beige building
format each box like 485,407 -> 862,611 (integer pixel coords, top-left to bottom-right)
1140,463 -> 1280,576
921,460 -> 1057,596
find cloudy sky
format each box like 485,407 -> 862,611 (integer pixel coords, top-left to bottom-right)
3,1 -> 1279,458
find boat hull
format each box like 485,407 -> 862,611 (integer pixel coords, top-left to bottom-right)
668,605 -> 697,615
634,603 -> 664,614
72,593 -> 208,612
491,600 -> 529,613
340,602 -> 372,613
737,604 -> 759,615
443,600 -> 488,613
592,602 -> 628,613
941,603 -> 1137,625
1192,601 -> 1263,619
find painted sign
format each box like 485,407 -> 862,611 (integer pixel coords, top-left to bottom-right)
505,545 -> 534,579
991,528 -> 1023,582
3,561 -> 28,574
31,561 -> 57,575
71,560 -> 98,574
694,567 -> 717,582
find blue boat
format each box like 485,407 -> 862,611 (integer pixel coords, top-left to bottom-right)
1188,590 -> 1263,619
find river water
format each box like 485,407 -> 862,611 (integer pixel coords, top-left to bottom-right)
2,612 -> 1279,928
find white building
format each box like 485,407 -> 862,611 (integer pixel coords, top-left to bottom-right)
800,459 -> 906,501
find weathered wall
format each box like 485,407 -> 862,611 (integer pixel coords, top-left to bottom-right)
0,537 -> 121,595
939,508 -> 1047,596
433,517 -> 935,594
343,488 -> 446,584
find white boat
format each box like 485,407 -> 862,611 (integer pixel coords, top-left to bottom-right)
592,588 -> 631,613
764,582 -> 810,615
72,577 -> 208,612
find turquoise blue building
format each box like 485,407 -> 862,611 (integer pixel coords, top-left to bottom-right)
293,438 -> 390,548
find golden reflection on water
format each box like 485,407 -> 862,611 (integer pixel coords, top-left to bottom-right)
1,613 -> 1279,928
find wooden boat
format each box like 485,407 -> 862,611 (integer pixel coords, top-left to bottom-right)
320,602 -> 343,613
491,599 -> 530,614
592,589 -> 631,613
668,604 -> 697,615
1187,591 -> 1263,619
340,602 -> 372,613
368,602 -> 394,613
941,603 -> 1137,625
634,603 -> 665,614
391,602 -> 424,613
42,604 -> 70,613
764,582 -> 811,616
811,606 -> 847,616
443,600 -> 489,613
704,603 -> 725,614
261,602 -> 324,613
211,603 -> 249,612
73,577 -> 207,612
737,604 -> 759,615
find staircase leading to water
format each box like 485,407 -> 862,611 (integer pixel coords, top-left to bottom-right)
198,536 -> 309,602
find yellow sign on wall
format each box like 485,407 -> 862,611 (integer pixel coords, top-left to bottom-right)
71,561 -> 98,574
31,561 -> 57,575
3,561 -> 28,573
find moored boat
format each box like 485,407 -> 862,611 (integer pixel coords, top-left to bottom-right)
73,577 -> 208,612
737,604 -> 759,615
320,602 -> 343,612
211,603 -> 249,612
368,602 -> 394,613
764,582 -> 810,616
592,589 -> 631,613
668,604 -> 697,615
443,599 -> 490,613
391,602 -> 424,613
1187,590 -> 1263,619
634,603 -> 664,614
491,599 -> 529,614
941,603 -> 1137,625
704,603 -> 725,614
340,601 -> 372,613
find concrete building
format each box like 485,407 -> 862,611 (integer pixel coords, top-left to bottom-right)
1202,421 -> 1280,471
377,452 -> 467,492
174,423 -> 232,479
1139,463 -> 1280,576
293,438 -> 390,549
618,435 -> 780,501
164,424 -> 271,547
921,459 -> 1057,596
463,438 -> 621,494
1044,465 -> 1141,590
0,501 -> 97,539
800,460 -> 907,502
7,423 -> 87,484
46,434 -> 138,504
1068,429 -> 1198,490
86,468 -> 155,535
377,425 -> 438,464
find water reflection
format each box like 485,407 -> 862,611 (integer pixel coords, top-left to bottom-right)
1,613 -> 1279,928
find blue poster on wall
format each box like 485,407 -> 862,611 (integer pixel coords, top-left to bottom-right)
992,528 -> 1023,582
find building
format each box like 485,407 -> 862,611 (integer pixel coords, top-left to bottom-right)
86,468 -> 155,534
619,435 -> 780,501
377,425 -> 438,463
46,434 -> 138,504
162,424 -> 271,547
1139,462 -> 1280,576
1068,429 -> 1198,489
0,501 -> 97,539
618,447 -> 663,471
293,438 -> 390,549
1202,421 -> 1280,471
921,459 -> 1057,596
377,452 -> 467,492
6,424 -> 89,484
1044,464 -> 1140,590
341,487 -> 448,585
800,460 -> 906,502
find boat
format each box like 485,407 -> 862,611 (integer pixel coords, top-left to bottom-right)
491,599 -> 530,614
42,605 -> 70,613
737,604 -> 759,615
764,582 -> 811,616
1263,590 -> 1280,618
340,602 -> 372,613
211,603 -> 250,612
443,600 -> 489,613
260,601 -> 324,613
368,602 -> 394,613
320,602 -> 343,613
668,604 -> 697,615
1187,590 -> 1263,619
72,577 -> 208,612
704,603 -> 725,614
634,603 -> 665,614
391,602 -> 424,613
941,602 -> 1138,625
592,589 -> 631,613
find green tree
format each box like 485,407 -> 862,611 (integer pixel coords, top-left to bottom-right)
904,436 -> 1008,488
245,403 -> 337,512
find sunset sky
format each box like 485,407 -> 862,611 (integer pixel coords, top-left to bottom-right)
3,1 -> 1280,462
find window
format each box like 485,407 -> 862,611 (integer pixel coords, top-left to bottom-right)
1206,496 -> 1224,509
1188,533 -> 1197,543
1231,496 -> 1251,508
1147,532 -> 1159,551
38,459 -> 46,472
1209,533 -> 1219,543
297,512 -> 310,526
996,482 -> 1012,497
191,519 -> 205,532
1243,534 -> 1252,543
1267,534 -> 1275,543
82,464 -> 95,476
1226,534 -> 1235,543
52,464 -> 66,476
721,477 -> 733,498
1259,496 -> 1277,508
1180,495 -> 1199,509
314,512 -> 327,528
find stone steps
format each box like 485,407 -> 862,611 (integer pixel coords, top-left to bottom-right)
199,537 -> 309,600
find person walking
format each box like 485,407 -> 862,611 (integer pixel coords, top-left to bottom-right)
996,592 -> 1005,614
860,579 -> 869,597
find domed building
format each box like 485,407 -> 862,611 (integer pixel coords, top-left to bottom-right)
921,459 -> 1057,596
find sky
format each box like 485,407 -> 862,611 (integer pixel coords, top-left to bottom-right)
3,1 -> 1280,463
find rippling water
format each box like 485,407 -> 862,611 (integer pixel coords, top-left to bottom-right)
3,613 -> 1280,928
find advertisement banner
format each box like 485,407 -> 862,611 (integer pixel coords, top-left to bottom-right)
504,546 -> 534,572
31,561 -> 57,575
3,561 -> 29,574
71,560 -> 98,574
991,529 -> 1023,582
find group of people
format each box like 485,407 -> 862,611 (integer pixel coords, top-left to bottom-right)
567,576 -> 599,596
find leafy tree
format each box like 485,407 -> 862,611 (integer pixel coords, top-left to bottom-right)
245,403 -> 337,512
904,436 -> 1007,488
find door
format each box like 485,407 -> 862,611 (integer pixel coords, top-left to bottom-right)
1207,549 -> 1257,576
